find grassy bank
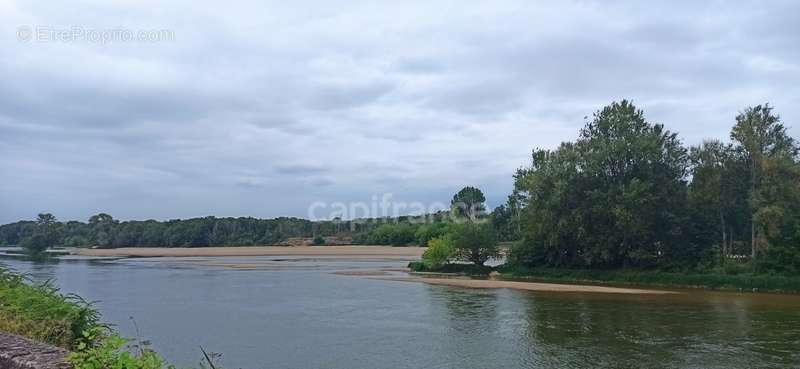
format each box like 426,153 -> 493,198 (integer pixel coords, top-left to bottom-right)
0,268 -> 99,348
0,267 -> 202,369
410,261 -> 800,293
499,266 -> 800,293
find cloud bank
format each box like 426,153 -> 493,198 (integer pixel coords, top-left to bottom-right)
1,0 -> 798,223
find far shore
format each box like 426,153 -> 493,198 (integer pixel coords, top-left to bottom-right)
73,245 -> 425,258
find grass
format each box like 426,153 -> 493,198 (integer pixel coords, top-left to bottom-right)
498,265 -> 800,293
0,267 -> 100,348
410,259 -> 800,293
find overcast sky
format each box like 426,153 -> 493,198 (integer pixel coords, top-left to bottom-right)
1,0 -> 798,223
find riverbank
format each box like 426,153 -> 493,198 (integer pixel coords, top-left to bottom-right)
73,245 -> 425,258
499,267 -> 800,294
409,262 -> 800,294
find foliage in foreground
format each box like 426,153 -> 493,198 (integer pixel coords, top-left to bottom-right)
0,268 -> 99,348
69,328 -> 180,369
0,267 -> 207,369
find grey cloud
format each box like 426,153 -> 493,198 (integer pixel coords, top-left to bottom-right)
274,164 -> 328,175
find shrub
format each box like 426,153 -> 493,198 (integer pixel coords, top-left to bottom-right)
414,223 -> 449,246
69,328 -> 177,369
451,222 -> 499,266
422,234 -> 455,269
312,235 -> 326,245
407,261 -> 494,275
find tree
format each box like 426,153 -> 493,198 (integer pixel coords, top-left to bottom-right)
688,140 -> 745,261
450,186 -> 487,220
511,100 -> 692,268
88,213 -> 118,247
451,222 -> 499,266
490,204 -> 518,242
730,104 -> 798,259
21,213 -> 62,257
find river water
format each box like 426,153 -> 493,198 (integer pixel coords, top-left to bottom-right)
2,255 -> 799,369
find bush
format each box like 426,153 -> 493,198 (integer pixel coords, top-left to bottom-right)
414,223 -> 449,246
69,328 -> 178,369
0,268 -> 100,348
451,222 -> 499,266
407,261 -> 494,275
422,234 -> 455,269
312,235 -> 326,245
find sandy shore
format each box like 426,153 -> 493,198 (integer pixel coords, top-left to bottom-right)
73,245 -> 425,258
373,276 -> 677,295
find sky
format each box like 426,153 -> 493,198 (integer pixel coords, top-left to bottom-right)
1,0 -> 799,224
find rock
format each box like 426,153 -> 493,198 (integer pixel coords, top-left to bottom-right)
0,331 -> 70,369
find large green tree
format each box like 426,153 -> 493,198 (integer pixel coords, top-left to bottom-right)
688,140 -> 751,260
450,186 -> 487,220
450,221 -> 499,266
21,213 -> 62,257
512,100 -> 693,268
730,104 -> 798,259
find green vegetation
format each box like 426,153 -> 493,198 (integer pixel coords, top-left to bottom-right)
0,212 -> 455,249
506,101 -> 800,275
450,186 -> 487,220
68,328 -> 181,369
450,222 -> 499,266
421,234 -> 455,269
408,261 -> 494,275
20,213 -> 63,258
311,235 -> 326,246
499,265 -> 800,293
0,266 -> 209,369
0,267 -> 98,347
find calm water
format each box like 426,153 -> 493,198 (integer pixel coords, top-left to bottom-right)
2,256 -> 800,369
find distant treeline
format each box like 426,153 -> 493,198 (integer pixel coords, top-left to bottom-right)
0,208 -> 514,248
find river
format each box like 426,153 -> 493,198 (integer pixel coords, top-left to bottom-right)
2,255 -> 799,369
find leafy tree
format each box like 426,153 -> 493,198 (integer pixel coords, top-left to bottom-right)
451,222 -> 499,266
730,104 -> 798,259
450,186 -> 487,220
490,204 -> 520,241
752,155 -> 800,272
688,140 -> 747,261
512,100 -> 692,268
21,213 -> 62,257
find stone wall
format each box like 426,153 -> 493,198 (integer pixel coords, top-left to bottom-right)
0,332 -> 69,369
